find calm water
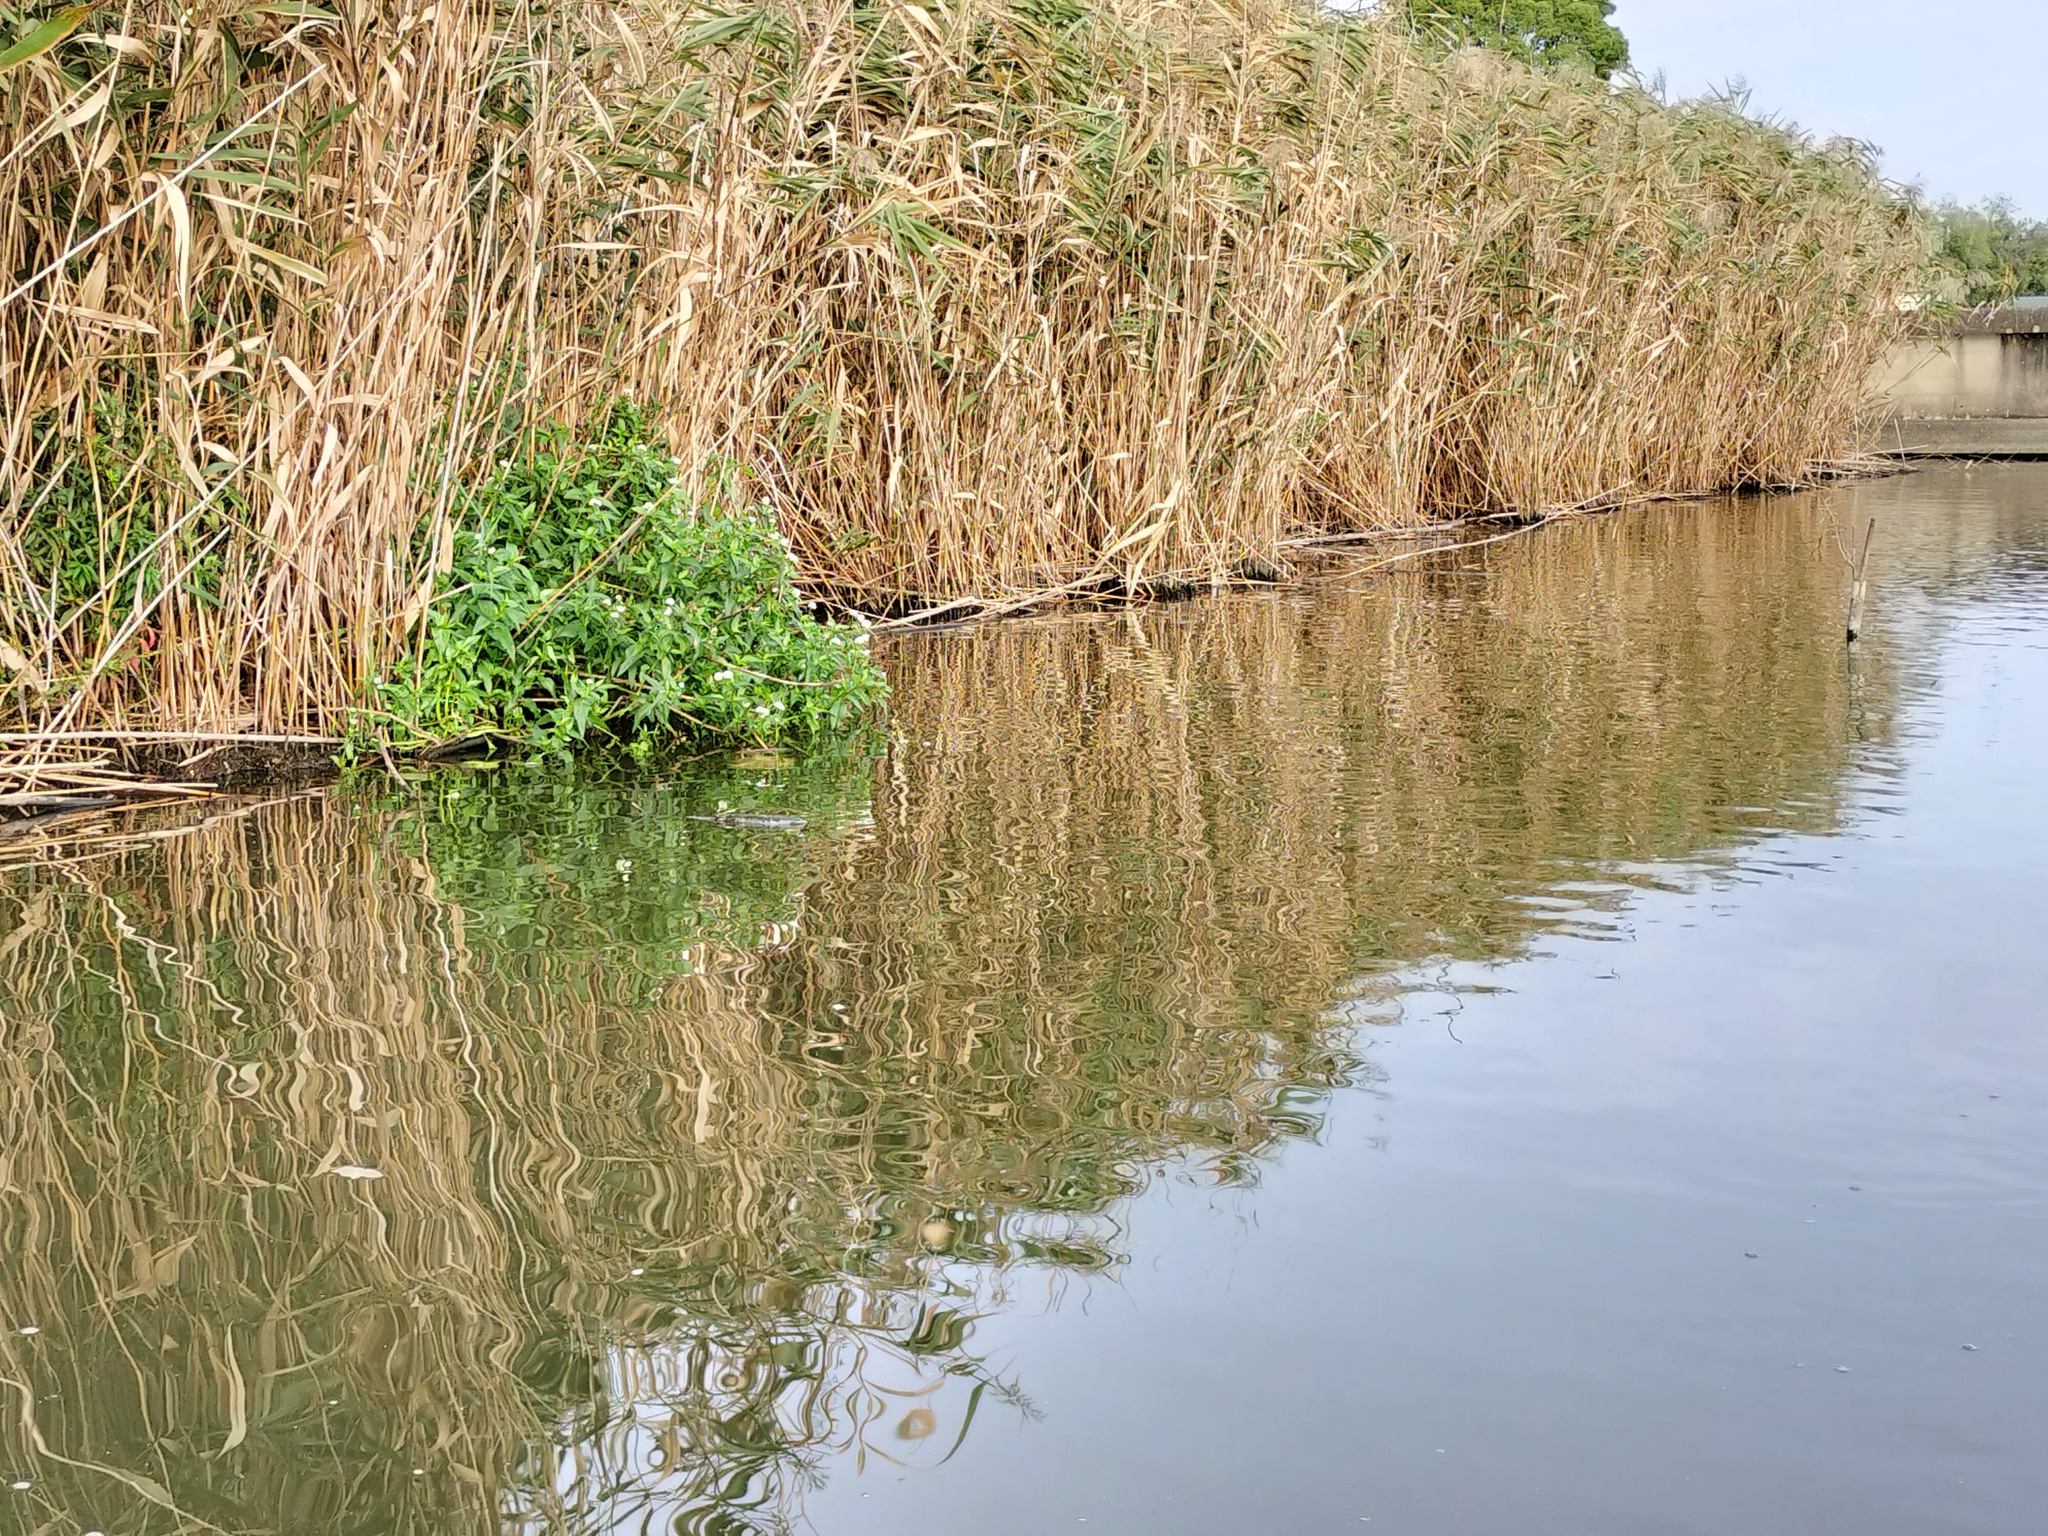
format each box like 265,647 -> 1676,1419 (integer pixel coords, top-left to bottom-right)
1,464 -> 2044,1536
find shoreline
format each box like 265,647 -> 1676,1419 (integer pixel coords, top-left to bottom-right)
0,459 -> 1913,829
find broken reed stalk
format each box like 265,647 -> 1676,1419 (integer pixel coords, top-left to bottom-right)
2,0 -> 1931,772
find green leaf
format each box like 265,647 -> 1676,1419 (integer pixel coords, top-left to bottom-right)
242,0 -> 340,17
677,9 -> 772,51
0,4 -> 92,74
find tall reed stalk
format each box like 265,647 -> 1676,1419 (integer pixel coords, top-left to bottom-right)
2,0 -> 1925,756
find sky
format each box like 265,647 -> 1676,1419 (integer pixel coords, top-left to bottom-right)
1613,1 -> 2048,214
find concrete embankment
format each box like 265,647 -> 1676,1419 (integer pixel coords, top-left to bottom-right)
1878,302 -> 2048,457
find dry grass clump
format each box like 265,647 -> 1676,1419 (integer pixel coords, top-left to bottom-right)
2,0 -> 1924,761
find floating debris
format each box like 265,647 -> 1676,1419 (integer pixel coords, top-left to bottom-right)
691,810 -> 807,832
329,1165 -> 384,1181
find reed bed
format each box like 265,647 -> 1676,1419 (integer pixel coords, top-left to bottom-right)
1,0 -> 1925,775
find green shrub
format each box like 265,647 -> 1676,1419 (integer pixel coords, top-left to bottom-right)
1396,0 -> 1629,79
1936,200 -> 2048,304
377,408 -> 886,750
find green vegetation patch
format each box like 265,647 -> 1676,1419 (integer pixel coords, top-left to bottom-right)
1937,200 -> 2048,305
377,407 -> 886,751
1396,0 -> 1629,79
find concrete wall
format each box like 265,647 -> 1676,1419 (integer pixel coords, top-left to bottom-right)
1877,306 -> 2048,420
1878,334 -> 2048,418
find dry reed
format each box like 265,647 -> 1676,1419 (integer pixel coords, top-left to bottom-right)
1,0 -> 1926,773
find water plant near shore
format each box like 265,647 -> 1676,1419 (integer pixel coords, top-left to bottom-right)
374,407 -> 884,750
1,0 -> 1927,766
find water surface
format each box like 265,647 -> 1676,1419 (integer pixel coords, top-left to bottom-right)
1,464 -> 2043,1535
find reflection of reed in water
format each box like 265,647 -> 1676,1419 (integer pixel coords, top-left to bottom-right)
0,496 -> 1892,1533
0,775 -> 1276,1536
0,790 -> 1024,1536
811,495 -> 1889,1041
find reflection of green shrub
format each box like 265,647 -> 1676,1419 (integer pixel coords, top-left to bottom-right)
388,741 -> 880,963
377,406 -> 885,750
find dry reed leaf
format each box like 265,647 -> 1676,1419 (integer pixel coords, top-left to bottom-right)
0,644 -> 43,695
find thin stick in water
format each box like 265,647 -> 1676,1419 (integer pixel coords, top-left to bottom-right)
1846,518 -> 1876,643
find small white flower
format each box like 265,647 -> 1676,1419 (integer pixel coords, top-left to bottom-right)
615,858 -> 633,873
712,669 -> 735,682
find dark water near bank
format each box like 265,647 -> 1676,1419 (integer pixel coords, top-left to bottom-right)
2,464 -> 2045,1536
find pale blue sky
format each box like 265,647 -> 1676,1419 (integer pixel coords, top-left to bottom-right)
1614,1 -> 2048,213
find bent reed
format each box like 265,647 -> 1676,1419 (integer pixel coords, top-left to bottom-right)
3,0 -> 1923,764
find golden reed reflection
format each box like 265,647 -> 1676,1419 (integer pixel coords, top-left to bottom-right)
0,491 -> 1897,1533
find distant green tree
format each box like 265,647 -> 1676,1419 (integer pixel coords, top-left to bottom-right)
1937,200 -> 2048,304
1397,1 -> 1629,79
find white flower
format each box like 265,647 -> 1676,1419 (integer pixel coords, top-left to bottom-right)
712,669 -> 735,682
